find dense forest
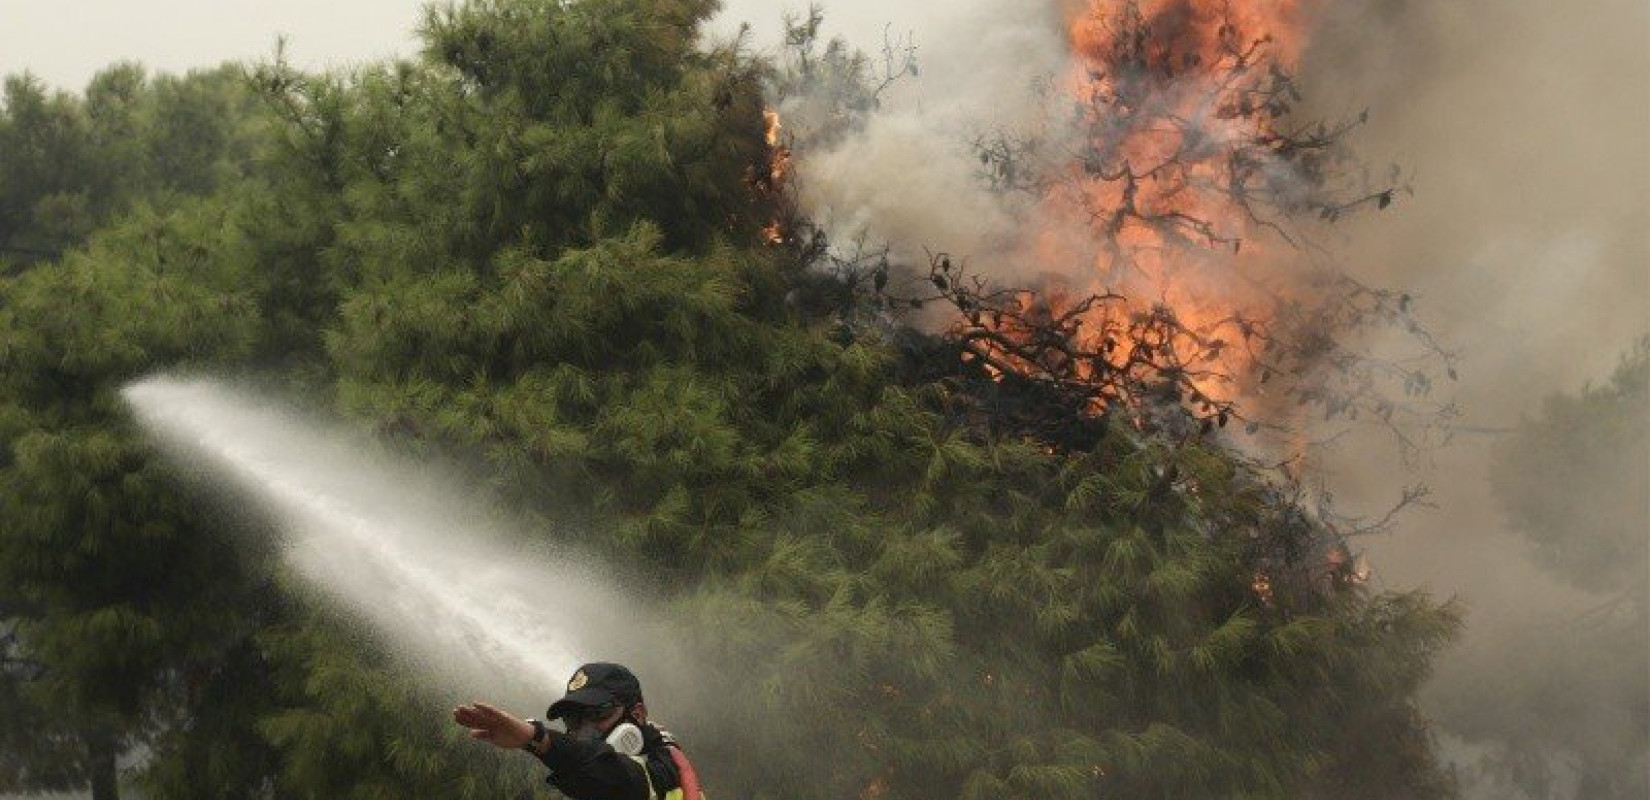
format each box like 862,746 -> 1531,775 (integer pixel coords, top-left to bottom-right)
0,1 -> 1488,798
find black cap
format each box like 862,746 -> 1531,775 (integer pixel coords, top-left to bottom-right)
546,663 -> 643,720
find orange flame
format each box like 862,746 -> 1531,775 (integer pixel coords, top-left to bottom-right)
966,0 -> 1329,419
763,109 -> 783,148
760,110 -> 792,244
1067,0 -> 1312,67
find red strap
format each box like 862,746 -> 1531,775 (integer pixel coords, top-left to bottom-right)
667,746 -> 702,800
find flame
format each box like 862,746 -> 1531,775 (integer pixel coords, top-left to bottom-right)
759,110 -> 792,244
1067,0 -> 1312,67
1251,571 -> 1275,606
764,110 -> 794,194
962,0 -> 1330,421
763,109 -> 783,147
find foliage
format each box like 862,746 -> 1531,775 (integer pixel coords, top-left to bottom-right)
0,65 -> 265,270
0,94 -> 271,795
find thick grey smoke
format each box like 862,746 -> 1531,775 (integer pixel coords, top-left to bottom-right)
787,3 -> 1065,271
1297,1 -> 1648,796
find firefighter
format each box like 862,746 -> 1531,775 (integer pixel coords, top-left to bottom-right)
454,662 -> 702,800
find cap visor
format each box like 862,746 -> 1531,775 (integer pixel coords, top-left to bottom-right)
547,687 -> 617,719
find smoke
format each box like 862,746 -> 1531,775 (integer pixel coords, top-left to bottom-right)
713,0 -> 1070,272
1301,0 -> 1649,397
1298,0 -> 1650,795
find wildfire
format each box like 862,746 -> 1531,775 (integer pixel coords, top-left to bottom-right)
760,110 -> 793,244
952,0 -> 1400,431
1067,0 -> 1312,67
1064,0 -> 1312,396
763,109 -> 783,148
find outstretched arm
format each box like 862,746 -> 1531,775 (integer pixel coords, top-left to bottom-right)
455,703 -> 650,800
453,701 -> 538,751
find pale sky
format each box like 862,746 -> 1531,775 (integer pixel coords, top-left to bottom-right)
0,0 -> 925,90
1,0 -> 427,88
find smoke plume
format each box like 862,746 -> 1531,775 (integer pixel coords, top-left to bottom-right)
1301,0 -> 1649,795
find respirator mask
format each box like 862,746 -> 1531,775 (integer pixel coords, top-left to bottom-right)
561,703 -> 644,755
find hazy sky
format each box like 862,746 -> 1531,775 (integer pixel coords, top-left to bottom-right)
0,0 -> 426,87
0,0 -> 913,89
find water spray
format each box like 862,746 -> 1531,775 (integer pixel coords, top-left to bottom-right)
122,375 -> 651,709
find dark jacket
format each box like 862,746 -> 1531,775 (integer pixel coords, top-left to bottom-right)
535,724 -> 681,800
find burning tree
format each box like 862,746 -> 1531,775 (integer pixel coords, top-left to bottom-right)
745,4 -> 1466,797
775,0 -> 1456,466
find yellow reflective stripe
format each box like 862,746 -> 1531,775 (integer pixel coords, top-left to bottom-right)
662,790 -> 684,800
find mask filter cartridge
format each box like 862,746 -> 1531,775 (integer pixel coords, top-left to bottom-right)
606,722 -> 644,756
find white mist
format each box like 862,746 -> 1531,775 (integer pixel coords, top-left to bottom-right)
122,375 -> 654,711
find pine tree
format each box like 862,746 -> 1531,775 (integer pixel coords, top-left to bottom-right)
0,68 -> 272,799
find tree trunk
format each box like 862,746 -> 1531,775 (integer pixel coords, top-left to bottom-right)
86,728 -> 118,800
